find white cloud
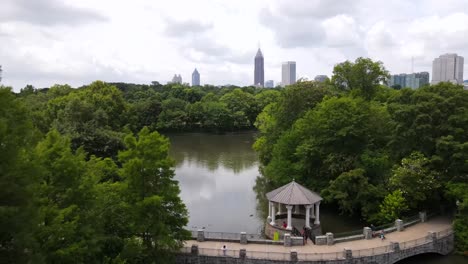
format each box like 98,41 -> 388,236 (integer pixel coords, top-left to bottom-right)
0,0 -> 468,91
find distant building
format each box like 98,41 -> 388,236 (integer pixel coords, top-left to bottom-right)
431,53 -> 464,84
388,72 -> 429,89
192,69 -> 200,86
265,80 -> 274,88
171,74 -> 182,84
254,48 -> 264,87
282,61 -> 296,87
314,75 -> 328,82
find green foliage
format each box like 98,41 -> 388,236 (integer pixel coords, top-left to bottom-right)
255,59 -> 467,229
118,127 -> 189,263
331,57 -> 389,100
374,190 -> 409,224
322,169 -> 381,217
0,87 -> 38,263
390,152 -> 441,210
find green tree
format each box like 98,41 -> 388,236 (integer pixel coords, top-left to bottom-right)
390,152 -> 441,210
118,127 -> 189,263
0,87 -> 39,263
322,169 -> 381,217
374,190 -> 409,224
34,130 -> 99,263
331,57 -> 389,100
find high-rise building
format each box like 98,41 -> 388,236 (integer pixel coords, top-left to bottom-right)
254,48 -> 264,87
192,68 -> 200,86
314,75 -> 328,82
431,53 -> 464,84
265,80 -> 274,88
171,74 -> 182,84
281,61 -> 296,86
388,72 -> 429,89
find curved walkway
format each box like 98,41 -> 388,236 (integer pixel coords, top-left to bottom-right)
183,216 -> 451,260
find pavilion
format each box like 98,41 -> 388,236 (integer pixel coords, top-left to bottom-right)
265,180 -> 323,239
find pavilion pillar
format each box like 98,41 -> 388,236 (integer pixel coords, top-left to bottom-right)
305,205 -> 312,228
311,203 -> 315,217
286,205 -> 293,230
314,202 -> 320,225
267,201 -> 272,221
295,205 -> 300,214
270,203 -> 276,225
277,203 -> 282,215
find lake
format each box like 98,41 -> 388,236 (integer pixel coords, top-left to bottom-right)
168,132 -> 466,264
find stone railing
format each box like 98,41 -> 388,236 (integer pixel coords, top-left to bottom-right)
191,229 -> 282,245
177,227 -> 454,264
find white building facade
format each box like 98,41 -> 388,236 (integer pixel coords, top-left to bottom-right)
281,61 -> 296,87
432,53 -> 464,85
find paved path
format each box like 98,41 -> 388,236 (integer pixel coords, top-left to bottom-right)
184,216 -> 451,256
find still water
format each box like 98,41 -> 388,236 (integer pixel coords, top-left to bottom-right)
168,132 -> 466,264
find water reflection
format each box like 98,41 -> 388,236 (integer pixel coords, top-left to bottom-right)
167,132 -> 263,233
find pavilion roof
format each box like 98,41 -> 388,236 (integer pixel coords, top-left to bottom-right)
266,181 -> 322,205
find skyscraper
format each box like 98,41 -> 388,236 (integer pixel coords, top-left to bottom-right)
431,53 -> 464,84
254,48 -> 264,87
281,61 -> 296,86
192,68 -> 200,86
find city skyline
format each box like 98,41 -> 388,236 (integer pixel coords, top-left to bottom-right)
1,0 -> 468,91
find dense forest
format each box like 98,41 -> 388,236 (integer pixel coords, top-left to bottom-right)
0,57 -> 467,263
254,58 -> 468,254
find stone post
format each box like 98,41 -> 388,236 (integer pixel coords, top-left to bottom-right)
390,242 -> 400,252
343,248 -> 352,261
419,211 -> 427,223
314,202 -> 320,225
270,204 -> 276,225
363,227 -> 372,239
290,250 -> 298,262
284,233 -> 292,247
305,205 -> 312,228
286,205 -> 293,230
395,219 -> 404,231
191,244 -> 199,255
326,232 -> 334,245
197,229 -> 205,242
239,249 -> 246,259
240,232 -> 247,244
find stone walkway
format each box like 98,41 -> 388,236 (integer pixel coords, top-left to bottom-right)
184,216 -> 451,258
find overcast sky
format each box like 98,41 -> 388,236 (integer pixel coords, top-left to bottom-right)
1,0 -> 468,91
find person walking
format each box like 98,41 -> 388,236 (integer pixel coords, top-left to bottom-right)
221,245 -> 227,256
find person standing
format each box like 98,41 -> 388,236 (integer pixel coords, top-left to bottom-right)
222,245 -> 227,256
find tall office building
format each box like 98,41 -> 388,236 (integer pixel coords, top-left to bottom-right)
281,61 -> 296,86
254,48 -> 264,87
265,80 -> 274,88
431,53 -> 464,84
192,68 -> 200,86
